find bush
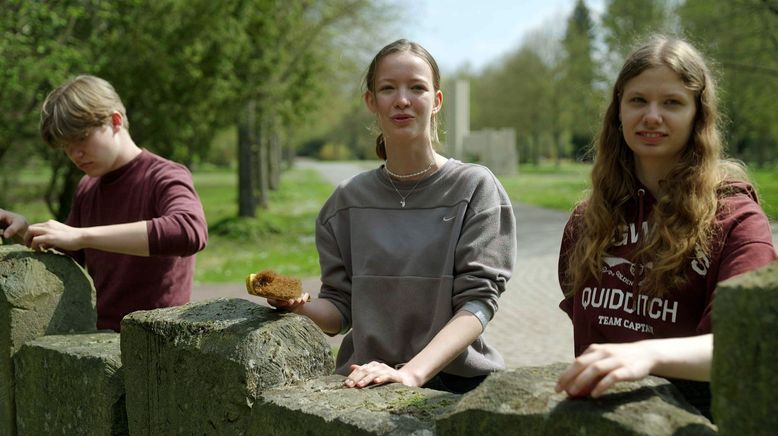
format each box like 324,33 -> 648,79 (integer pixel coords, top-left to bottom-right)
318,142 -> 352,161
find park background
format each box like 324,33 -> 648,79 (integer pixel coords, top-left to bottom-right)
2,0 -> 776,283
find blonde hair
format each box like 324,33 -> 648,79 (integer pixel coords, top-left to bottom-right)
363,39 -> 441,160
566,34 -> 748,297
40,75 -> 129,148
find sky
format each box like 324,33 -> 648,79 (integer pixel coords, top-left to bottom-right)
399,0 -> 605,73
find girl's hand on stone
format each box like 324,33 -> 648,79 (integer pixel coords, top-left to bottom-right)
344,362 -> 421,389
554,342 -> 655,398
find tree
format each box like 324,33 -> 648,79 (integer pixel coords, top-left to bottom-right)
560,0 -> 602,160
233,0 -> 392,217
0,0 -> 243,219
678,0 -> 778,166
471,43 -> 555,165
600,0 -> 672,78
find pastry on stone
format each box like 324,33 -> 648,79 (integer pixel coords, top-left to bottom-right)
245,269 -> 303,300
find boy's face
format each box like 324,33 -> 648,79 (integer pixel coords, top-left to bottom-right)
63,123 -> 124,177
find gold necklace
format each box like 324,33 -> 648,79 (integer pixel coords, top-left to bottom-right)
384,160 -> 435,179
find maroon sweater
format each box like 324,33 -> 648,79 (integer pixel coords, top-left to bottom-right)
559,181 -> 777,356
66,149 -> 208,331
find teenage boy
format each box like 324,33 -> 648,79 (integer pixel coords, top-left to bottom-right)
23,75 -> 208,331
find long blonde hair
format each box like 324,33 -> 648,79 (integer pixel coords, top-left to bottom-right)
566,35 -> 747,297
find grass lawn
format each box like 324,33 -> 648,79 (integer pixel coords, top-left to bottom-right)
500,161 -> 778,222
498,162 -> 591,212
193,167 -> 332,283
750,167 -> 778,221
6,160 -> 776,285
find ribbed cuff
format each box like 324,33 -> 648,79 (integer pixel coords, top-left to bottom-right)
460,300 -> 493,329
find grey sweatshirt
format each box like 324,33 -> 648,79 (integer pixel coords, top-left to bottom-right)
317,159 -> 517,377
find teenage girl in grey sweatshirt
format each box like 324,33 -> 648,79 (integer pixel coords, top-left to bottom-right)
268,39 -> 516,394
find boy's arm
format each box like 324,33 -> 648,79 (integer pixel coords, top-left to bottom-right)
26,220 -> 150,256
146,166 -> 208,256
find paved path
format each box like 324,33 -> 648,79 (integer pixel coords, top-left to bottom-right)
194,160 -> 778,369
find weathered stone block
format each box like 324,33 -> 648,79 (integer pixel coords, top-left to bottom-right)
0,245 -> 96,435
436,363 -> 716,435
712,259 -> 778,433
252,375 -> 459,435
121,298 -> 334,435
14,332 -> 126,435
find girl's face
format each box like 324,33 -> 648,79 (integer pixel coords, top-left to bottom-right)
365,51 -> 442,146
619,65 -> 697,172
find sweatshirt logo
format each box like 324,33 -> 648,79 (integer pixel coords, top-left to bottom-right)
581,287 -> 678,324
610,220 -> 710,277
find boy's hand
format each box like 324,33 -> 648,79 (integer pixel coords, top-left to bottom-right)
0,208 -> 29,240
25,220 -> 83,251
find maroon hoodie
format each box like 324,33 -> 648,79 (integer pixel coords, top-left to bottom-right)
559,181 -> 777,356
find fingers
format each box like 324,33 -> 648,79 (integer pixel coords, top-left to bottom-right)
567,357 -> 622,397
555,345 -> 604,393
344,362 -> 396,389
0,210 -> 28,239
24,223 -> 50,248
2,220 -> 26,239
556,343 -> 651,398
266,298 -> 288,308
267,293 -> 310,312
590,366 -> 632,398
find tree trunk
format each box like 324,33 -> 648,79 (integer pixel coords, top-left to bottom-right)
238,100 -> 256,217
254,113 -> 269,209
269,125 -> 281,191
44,155 -> 81,222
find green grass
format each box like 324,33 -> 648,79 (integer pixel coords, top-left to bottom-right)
6,160 -> 776,285
498,162 -> 591,212
7,168 -> 57,224
499,161 -> 778,222
193,167 -> 333,283
750,167 -> 778,221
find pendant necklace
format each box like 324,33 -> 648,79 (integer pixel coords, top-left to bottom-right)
386,170 -> 425,208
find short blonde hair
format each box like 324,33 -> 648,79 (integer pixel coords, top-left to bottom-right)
40,75 -> 129,148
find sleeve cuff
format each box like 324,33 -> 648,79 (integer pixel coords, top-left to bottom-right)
460,300 -> 494,329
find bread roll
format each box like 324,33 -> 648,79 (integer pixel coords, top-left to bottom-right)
245,269 -> 303,300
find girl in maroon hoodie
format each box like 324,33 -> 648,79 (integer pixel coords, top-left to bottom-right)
555,35 -> 776,418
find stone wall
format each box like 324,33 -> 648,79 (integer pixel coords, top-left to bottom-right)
121,298 -> 334,435
14,332 -> 124,435
0,245 -> 96,435
5,248 -> 776,435
712,259 -> 778,434
462,129 -> 518,176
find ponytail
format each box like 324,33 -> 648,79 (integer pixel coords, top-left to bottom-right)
375,134 -> 386,160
